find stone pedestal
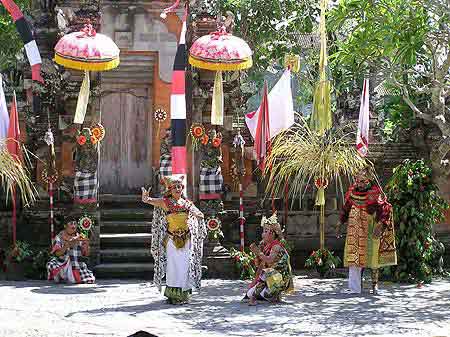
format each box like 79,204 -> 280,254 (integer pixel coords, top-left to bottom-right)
203,239 -> 238,279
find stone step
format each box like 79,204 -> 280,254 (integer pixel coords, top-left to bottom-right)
100,248 -> 152,264
101,221 -> 152,234
100,208 -> 153,221
94,262 -> 154,279
100,233 -> 152,249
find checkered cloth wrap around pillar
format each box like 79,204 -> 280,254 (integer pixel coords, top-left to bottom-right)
159,154 -> 172,177
74,171 -> 97,203
199,166 -> 223,198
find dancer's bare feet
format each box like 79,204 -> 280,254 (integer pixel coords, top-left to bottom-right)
248,296 -> 257,306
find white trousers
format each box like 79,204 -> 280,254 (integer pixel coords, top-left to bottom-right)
246,273 -> 270,299
166,238 -> 191,291
348,266 -> 362,293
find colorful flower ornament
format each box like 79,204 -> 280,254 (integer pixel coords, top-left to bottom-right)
201,134 -> 209,146
212,133 -> 222,148
207,216 -> 221,231
78,215 -> 94,238
190,123 -> 205,151
91,123 -> 105,142
77,135 -> 87,146
206,216 -> 223,241
314,177 -> 329,189
154,108 -> 168,139
154,108 -> 167,122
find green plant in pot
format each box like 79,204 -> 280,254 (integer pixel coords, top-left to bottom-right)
305,248 -> 341,277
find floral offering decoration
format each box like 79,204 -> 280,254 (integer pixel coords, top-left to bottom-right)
305,248 -> 341,278
206,216 -> 224,241
78,215 -> 94,239
229,247 -> 256,280
76,123 -> 106,147
190,123 -> 205,151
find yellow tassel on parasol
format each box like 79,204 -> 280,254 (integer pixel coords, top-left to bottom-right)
54,24 -> 120,124
189,27 -> 252,126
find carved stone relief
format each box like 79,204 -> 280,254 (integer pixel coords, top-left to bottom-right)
102,6 -> 178,82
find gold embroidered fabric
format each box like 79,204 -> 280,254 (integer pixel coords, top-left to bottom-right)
344,206 -> 397,268
166,213 -> 190,249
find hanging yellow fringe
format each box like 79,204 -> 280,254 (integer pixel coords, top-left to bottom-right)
188,56 -> 252,71
54,54 -> 120,72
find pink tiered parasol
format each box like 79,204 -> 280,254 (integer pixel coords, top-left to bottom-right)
54,24 -> 120,124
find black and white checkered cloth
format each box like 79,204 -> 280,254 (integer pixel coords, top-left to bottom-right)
74,171 -> 98,202
47,234 -> 95,283
159,154 -> 172,177
199,166 -> 223,195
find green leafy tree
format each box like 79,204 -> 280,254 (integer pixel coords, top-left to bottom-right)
0,0 -> 31,71
328,0 -> 450,179
386,160 -> 449,283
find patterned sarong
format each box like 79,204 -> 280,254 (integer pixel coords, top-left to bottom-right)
344,207 -> 397,268
199,166 -> 223,199
74,171 -> 97,204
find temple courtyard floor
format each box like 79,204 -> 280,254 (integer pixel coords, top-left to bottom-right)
1,276 -> 450,337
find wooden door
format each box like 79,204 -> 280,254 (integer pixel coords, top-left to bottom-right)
99,54 -> 154,194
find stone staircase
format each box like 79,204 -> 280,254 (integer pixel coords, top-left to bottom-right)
94,196 -> 154,279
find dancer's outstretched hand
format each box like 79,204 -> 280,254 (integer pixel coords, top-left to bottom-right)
141,187 -> 151,203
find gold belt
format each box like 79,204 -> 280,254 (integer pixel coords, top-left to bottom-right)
164,230 -> 190,249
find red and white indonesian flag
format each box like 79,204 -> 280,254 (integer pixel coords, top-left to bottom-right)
245,69 -> 294,140
0,76 -> 9,141
356,78 -> 370,157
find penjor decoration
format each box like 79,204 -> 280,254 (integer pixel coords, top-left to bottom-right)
54,24 -> 120,124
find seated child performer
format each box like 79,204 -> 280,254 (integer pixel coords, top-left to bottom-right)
245,213 -> 294,305
47,218 -> 95,284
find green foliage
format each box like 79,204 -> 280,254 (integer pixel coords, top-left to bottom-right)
0,0 -> 31,71
207,228 -> 224,241
219,0 -> 320,72
328,0 -> 450,136
305,248 -> 341,277
386,159 -> 449,283
379,96 -> 415,140
26,249 -> 51,280
7,240 -> 33,263
328,0 -> 429,90
229,247 -> 256,280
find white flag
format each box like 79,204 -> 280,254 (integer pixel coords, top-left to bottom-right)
0,75 -> 9,141
245,69 -> 295,140
356,78 -> 370,157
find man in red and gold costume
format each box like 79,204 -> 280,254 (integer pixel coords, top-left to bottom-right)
338,167 -> 397,295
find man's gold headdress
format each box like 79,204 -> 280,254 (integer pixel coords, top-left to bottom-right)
261,212 -> 283,237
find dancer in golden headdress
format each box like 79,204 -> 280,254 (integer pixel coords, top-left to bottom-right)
142,177 -> 206,304
337,167 -> 397,295
245,213 -> 294,306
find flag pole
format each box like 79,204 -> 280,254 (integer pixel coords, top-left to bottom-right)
239,178 -> 245,251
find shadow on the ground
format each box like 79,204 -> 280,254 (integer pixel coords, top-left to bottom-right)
61,277 -> 450,337
0,279 -> 149,295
